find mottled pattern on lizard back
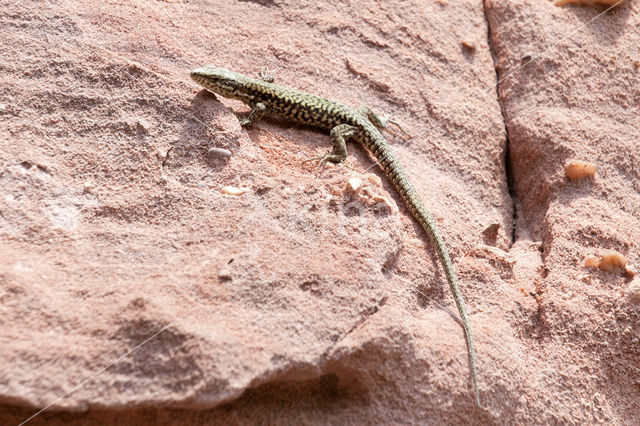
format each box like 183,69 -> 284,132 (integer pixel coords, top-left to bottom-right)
249,83 -> 357,129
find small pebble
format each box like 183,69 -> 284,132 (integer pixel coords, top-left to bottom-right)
625,264 -> 636,279
345,177 -> 363,194
577,273 -> 592,283
626,279 -> 640,302
599,250 -> 627,274
218,268 -> 232,281
584,251 -> 631,275
221,186 -> 250,196
365,173 -> 383,187
564,160 -> 596,180
83,180 -> 95,193
583,255 -> 600,269
208,147 -> 232,159
461,40 -> 476,53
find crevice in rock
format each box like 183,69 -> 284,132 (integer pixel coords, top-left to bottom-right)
503,136 -> 517,246
482,0 -> 517,245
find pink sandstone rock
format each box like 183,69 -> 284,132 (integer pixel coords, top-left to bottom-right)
0,0 -> 638,424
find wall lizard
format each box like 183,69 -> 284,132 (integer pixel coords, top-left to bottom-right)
190,66 -> 480,405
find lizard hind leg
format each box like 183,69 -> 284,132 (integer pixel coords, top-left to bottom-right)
357,105 -> 411,139
302,124 -> 359,176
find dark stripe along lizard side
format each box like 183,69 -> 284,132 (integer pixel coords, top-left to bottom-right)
190,66 -> 480,405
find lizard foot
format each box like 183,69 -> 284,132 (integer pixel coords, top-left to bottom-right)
381,115 -> 412,139
302,152 -> 346,177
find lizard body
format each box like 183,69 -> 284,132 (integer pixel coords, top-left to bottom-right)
190,66 -> 479,405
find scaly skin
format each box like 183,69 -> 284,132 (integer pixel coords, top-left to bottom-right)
190,65 -> 480,405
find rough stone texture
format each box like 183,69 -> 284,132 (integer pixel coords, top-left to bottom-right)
0,0 -> 637,424
485,0 -> 640,423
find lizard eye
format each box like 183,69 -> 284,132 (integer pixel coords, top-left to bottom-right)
219,79 -> 238,90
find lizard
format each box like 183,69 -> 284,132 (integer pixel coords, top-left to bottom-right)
190,65 -> 480,405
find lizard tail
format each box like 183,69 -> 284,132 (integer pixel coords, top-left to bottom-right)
373,139 -> 480,405
402,179 -> 480,406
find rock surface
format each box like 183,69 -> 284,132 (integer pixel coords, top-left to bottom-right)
1,0 -> 638,424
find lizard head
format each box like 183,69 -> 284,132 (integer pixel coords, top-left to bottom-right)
190,66 -> 254,103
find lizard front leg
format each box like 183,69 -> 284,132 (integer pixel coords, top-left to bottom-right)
256,67 -> 275,83
240,102 -> 268,127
